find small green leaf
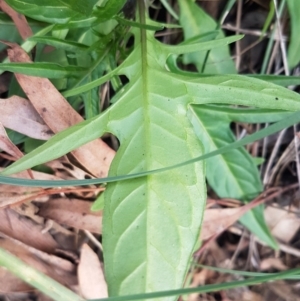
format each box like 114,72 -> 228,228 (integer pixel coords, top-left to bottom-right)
91,192 -> 105,211
198,105 -> 293,123
0,63 -> 87,78
189,105 -> 263,200
248,74 -> 300,86
93,0 -> 127,21
28,36 -> 90,52
165,35 -> 243,55
4,0 -> 97,23
166,57 -> 300,87
287,0 -> 300,69
160,0 -> 179,20
253,157 -> 265,166
188,105 -> 278,248
53,16 -> 98,29
241,206 -> 278,249
114,15 -> 164,31
178,0 -> 236,74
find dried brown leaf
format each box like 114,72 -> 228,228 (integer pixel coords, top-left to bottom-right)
266,280 -> 300,301
78,244 -> 107,299
0,267 -> 32,293
0,122 -> 23,159
0,208 -> 58,253
46,157 -> 99,198
0,168 -> 64,208
0,193 -> 38,209
201,191 -> 279,241
0,96 -> 53,140
47,157 -> 95,180
37,198 -> 102,234
0,236 -> 77,291
260,257 -> 288,271
201,207 -> 244,241
241,291 -> 264,301
265,205 -> 300,243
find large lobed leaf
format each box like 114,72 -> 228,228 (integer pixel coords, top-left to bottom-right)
100,24 -> 208,299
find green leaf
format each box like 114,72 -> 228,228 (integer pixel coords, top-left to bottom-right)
287,0 -> 300,69
91,191 -> 105,211
0,12 -> 46,52
178,0 -> 236,74
188,105 -> 278,248
62,35 -> 243,98
81,62 -> 106,118
160,0 -> 179,20
100,24 -> 207,300
54,16 -> 98,29
114,15 -> 164,31
4,0 -> 97,23
248,74 -> 300,86
93,0 -> 127,21
195,105 -> 293,123
261,1 -> 275,39
28,36 -> 90,52
0,63 -> 86,78
189,105 -> 263,200
165,57 -> 300,87
0,13 -> 22,51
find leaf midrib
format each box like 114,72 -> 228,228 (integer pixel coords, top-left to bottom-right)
139,1 -> 152,291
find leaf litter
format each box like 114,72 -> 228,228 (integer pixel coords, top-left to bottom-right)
0,96 -> 53,140
5,42 -> 115,178
78,244 -> 108,299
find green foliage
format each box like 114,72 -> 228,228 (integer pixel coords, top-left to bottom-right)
0,62 -> 87,78
178,0 -> 236,73
189,105 -> 295,248
178,0 -> 273,246
4,0 -> 99,23
1,1 -> 300,300
287,0 -> 300,69
176,0 -> 300,247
